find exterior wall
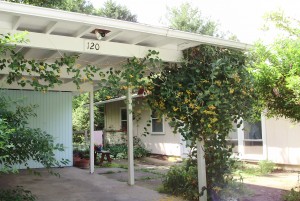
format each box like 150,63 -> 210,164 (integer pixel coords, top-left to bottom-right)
104,99 -> 183,157
2,90 -> 73,168
265,118 -> 300,165
105,99 -> 300,164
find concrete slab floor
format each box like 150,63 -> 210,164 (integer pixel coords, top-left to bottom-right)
0,167 -> 173,201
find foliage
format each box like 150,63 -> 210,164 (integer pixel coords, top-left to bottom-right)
72,93 -> 104,131
96,0 -> 137,22
147,44 -> 258,196
0,32 -> 98,91
165,2 -> 218,36
0,186 -> 36,201
106,143 -> 127,159
4,0 -> 138,22
0,95 -> 68,173
263,10 -> 300,38
106,136 -> 150,159
282,187 -> 300,201
249,11 -> 300,122
165,2 -> 238,39
74,146 -> 90,159
235,161 -> 275,176
162,158 -> 246,201
258,160 -> 275,175
161,160 -> 199,201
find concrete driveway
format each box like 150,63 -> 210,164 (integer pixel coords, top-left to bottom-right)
0,167 -> 170,201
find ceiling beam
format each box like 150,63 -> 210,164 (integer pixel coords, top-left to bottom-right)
128,35 -> 152,45
103,31 -> 123,41
0,80 -> 93,92
0,29 -> 183,62
12,16 -> 21,30
73,26 -> 94,38
44,21 -> 58,34
152,38 -> 177,48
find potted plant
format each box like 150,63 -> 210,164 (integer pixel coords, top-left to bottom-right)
73,147 -> 90,169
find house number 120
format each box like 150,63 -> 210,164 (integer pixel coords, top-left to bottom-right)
86,42 -> 100,50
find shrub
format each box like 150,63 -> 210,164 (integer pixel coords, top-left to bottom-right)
162,134 -> 241,201
161,160 -> 199,201
282,187 -> 300,201
0,186 -> 36,201
258,160 -> 275,175
106,136 -> 150,159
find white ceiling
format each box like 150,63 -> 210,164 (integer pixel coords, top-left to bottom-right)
0,1 -> 251,92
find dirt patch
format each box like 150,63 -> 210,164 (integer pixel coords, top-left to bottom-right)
97,158 -> 298,201
241,184 -> 287,201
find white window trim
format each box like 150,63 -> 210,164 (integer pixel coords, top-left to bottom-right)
150,110 -> 165,135
120,107 -> 127,131
237,116 -> 266,161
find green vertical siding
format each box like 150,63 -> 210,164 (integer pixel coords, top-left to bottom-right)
2,90 -> 72,168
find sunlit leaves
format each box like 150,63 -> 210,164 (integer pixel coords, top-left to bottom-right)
249,20 -> 300,121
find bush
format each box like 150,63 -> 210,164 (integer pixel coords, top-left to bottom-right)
161,160 -> 199,201
106,137 -> 150,159
282,187 -> 300,201
258,160 -> 275,175
0,186 -> 36,201
162,134 -> 240,201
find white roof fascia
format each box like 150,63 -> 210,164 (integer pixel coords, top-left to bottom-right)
0,28 -> 182,63
0,1 -> 252,50
92,94 -> 145,106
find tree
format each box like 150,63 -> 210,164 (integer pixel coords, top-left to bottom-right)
96,0 -> 137,22
165,2 -> 218,36
4,0 -> 95,14
250,10 -> 300,122
5,0 -> 137,22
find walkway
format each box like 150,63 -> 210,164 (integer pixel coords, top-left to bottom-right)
0,167 -> 171,201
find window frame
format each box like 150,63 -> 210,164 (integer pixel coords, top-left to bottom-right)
120,107 -> 127,131
150,110 -> 165,135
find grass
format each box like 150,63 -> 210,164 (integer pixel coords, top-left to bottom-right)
139,168 -> 164,175
234,160 -> 276,177
100,162 -> 128,169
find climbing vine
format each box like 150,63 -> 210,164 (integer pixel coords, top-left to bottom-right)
146,45 -> 259,197
0,33 -> 105,91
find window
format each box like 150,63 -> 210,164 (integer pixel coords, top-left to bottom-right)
151,111 -> 164,134
226,119 -> 264,158
243,121 -> 263,155
120,108 -> 127,131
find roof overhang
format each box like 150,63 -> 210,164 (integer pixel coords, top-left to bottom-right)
0,1 -> 252,93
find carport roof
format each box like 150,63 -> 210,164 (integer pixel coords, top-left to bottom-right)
0,1 -> 251,92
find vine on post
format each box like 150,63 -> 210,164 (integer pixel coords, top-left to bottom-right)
146,45 -> 259,199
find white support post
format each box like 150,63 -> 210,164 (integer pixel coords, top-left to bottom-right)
89,90 -> 95,174
127,87 -> 134,185
197,140 -> 207,201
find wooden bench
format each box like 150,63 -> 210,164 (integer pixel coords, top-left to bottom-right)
98,150 -> 112,165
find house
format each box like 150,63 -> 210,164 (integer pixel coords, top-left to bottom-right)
228,116 -> 300,170
97,95 -> 190,158
100,96 -> 300,170
0,1 -> 250,192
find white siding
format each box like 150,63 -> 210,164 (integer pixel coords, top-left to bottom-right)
265,118 -> 300,165
2,90 -> 72,168
105,99 -> 182,156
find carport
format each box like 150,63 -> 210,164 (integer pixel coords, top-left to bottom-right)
0,2 -> 250,200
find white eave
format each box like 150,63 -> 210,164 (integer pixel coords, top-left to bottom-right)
0,1 -> 252,92
92,94 -> 145,106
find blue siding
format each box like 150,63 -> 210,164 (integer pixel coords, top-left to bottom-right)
2,90 -> 73,168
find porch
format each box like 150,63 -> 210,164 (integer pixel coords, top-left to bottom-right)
0,167 -> 168,201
